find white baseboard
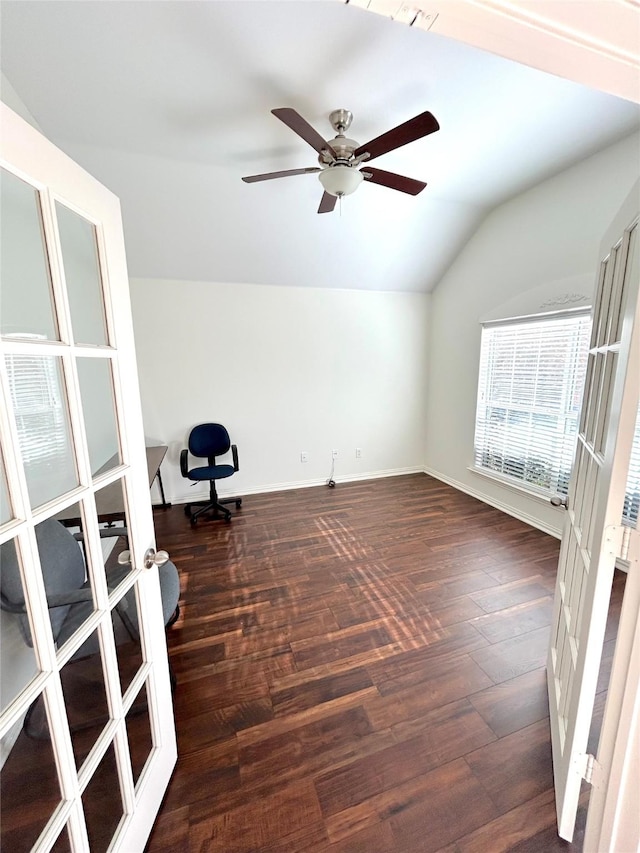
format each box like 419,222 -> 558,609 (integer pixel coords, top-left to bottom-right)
422,468 -> 635,573
423,466 -> 562,539
168,466 -> 634,574
171,466 -> 423,506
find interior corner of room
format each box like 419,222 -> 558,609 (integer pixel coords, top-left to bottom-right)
131,130 -> 639,542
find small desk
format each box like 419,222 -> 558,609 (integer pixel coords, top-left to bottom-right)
57,446 -> 170,526
146,445 -> 171,510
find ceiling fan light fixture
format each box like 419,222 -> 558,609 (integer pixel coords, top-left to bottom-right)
243,107 -> 439,213
318,164 -> 363,197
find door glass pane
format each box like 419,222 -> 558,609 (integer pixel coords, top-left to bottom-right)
35,513 -> 97,650
82,742 -> 123,853
126,680 -> 154,787
623,403 -> 640,527
77,358 -> 121,477
93,478 -> 133,591
0,537 -> 39,713
53,499 -> 85,530
115,606 -> 144,697
111,586 -> 139,647
0,450 -> 12,524
51,825 -> 73,853
57,628 -> 110,770
5,353 -> 78,508
0,168 -> 58,340
94,476 -> 128,529
56,202 -> 108,346
103,526 -> 130,595
0,693 -> 63,853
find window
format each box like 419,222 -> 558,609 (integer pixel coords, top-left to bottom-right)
474,311 -> 640,529
474,310 -> 591,496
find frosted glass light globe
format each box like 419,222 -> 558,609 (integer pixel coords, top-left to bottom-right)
318,165 -> 364,197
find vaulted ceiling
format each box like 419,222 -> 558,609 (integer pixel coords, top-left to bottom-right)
2,0 -> 639,292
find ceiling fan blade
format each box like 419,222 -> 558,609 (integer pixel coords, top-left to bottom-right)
318,192 -> 337,214
354,111 -> 439,162
363,167 -> 426,195
242,167 -> 321,183
272,108 -> 337,159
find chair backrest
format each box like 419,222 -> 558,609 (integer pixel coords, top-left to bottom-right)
0,519 -> 87,645
188,423 -> 231,459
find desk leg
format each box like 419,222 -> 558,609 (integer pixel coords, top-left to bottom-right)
153,469 -> 172,510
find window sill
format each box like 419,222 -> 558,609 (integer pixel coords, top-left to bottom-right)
467,465 -> 557,506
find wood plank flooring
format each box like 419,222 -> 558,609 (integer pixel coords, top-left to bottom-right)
146,473 -> 624,852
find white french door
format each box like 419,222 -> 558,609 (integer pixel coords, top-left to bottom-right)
0,104 -> 176,851
547,183 -> 640,842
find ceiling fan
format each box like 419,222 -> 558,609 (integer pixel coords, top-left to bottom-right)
242,107 -> 440,214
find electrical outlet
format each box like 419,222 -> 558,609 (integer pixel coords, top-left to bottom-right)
356,448 -> 362,458
300,451 -> 308,463
332,449 -> 339,459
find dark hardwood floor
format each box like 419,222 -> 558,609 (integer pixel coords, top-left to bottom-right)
145,473 -> 625,853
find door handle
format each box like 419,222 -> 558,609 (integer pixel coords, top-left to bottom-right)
550,495 -> 569,509
117,548 -> 170,569
144,548 -> 170,569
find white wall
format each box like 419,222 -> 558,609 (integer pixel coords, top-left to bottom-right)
130,279 -> 430,504
425,131 -> 640,537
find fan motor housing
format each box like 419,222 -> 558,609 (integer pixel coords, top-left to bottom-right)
318,136 -> 359,166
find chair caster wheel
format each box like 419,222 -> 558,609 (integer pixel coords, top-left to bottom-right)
184,505 -> 191,517
190,517 -> 197,527
225,515 -> 232,523
235,499 -> 242,508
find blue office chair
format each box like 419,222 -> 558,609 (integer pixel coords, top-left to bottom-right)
180,423 -> 242,525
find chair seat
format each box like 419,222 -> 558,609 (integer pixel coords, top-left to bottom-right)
188,464 -> 235,481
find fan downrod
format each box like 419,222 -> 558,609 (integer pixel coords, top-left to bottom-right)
319,109 -> 359,166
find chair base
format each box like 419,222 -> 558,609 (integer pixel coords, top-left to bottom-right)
184,495 -> 242,525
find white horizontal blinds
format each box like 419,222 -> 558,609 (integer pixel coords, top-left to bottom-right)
623,403 -> 640,527
4,350 -> 78,507
5,354 -> 68,466
475,311 -> 591,495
